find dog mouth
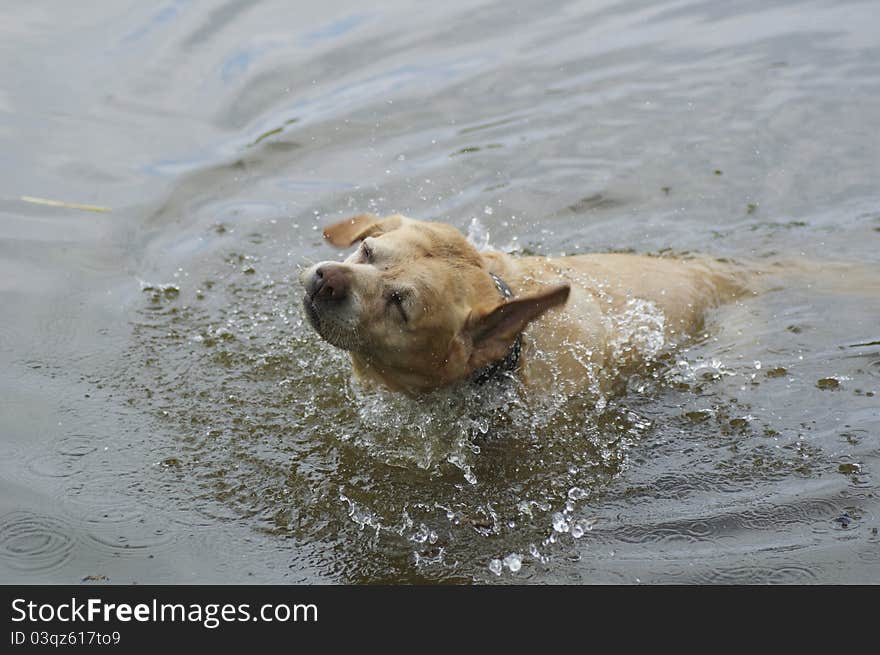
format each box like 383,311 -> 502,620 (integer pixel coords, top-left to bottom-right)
302,294 -> 357,351
302,294 -> 321,331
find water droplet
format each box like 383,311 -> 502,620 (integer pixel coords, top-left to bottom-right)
552,512 -> 570,533
567,486 -> 588,501
488,559 -> 503,576
503,553 -> 522,572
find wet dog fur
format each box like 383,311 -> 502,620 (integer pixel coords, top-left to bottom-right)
302,213 -> 747,395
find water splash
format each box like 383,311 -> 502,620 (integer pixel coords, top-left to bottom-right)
606,297 -> 667,364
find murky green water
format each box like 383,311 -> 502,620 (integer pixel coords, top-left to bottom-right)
1,0 -> 878,584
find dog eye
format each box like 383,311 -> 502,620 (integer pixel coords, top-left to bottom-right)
387,290 -> 408,322
360,241 -> 374,263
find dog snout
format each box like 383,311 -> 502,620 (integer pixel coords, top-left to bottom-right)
307,264 -> 351,301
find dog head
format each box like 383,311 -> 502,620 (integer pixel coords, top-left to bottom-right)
301,213 -> 569,392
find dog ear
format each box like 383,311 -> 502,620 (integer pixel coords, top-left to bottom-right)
465,284 -> 570,370
323,213 -> 404,247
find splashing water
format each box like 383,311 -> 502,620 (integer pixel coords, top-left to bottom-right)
606,298 -> 667,364
117,217 -> 738,581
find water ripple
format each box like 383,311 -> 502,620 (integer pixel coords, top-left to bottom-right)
695,563 -> 818,584
594,494 -> 843,548
79,503 -> 175,557
0,511 -> 76,572
26,454 -> 86,479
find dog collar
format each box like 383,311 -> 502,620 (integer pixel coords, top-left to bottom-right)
470,272 -> 522,385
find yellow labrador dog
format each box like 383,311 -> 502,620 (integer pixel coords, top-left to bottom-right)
302,213 -> 748,395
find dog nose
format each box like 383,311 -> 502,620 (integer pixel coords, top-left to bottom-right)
307,264 -> 350,301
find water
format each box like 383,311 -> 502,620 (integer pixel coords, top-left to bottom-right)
1,0 -> 878,584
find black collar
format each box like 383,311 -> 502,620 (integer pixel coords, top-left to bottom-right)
470,272 -> 522,385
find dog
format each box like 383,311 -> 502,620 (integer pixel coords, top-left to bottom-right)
301,213 -> 748,395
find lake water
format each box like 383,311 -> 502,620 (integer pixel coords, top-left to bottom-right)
1,0 -> 878,584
